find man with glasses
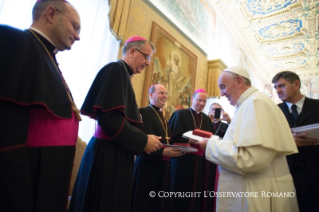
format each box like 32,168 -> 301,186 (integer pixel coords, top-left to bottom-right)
0,0 -> 81,211
197,67 -> 298,212
168,89 -> 217,212
131,84 -> 184,212
69,36 -> 163,212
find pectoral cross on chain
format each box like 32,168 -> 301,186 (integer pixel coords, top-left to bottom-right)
165,132 -> 170,145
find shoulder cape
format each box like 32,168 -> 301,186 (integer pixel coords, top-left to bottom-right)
81,60 -> 141,124
0,25 -> 72,119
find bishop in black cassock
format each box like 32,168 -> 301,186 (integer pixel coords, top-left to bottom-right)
0,2 -> 81,211
168,89 -> 216,212
132,84 -> 183,212
69,36 -> 162,212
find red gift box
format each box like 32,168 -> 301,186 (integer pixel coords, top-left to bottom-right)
192,129 -> 212,138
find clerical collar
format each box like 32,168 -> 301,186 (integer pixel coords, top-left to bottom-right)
29,27 -> 58,54
191,107 -> 201,114
236,87 -> 257,110
285,95 -> 305,112
119,60 -> 134,77
150,104 -> 162,111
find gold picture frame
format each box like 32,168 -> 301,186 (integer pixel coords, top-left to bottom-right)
142,22 -> 197,121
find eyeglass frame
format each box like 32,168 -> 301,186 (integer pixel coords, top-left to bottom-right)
157,91 -> 169,96
55,8 -> 81,35
134,48 -> 151,62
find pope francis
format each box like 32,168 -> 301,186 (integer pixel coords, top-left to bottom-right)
197,66 -> 299,212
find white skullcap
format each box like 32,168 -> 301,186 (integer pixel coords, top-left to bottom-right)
223,66 -> 250,80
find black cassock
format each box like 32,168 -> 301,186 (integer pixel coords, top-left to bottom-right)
132,105 -> 172,212
168,108 -> 217,212
0,25 -> 77,212
69,61 -> 147,212
212,121 -> 229,139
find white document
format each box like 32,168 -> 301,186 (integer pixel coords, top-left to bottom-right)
163,144 -> 198,153
182,130 -> 206,141
182,131 -> 219,141
291,123 -> 319,145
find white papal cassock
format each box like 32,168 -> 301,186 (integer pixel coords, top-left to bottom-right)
206,87 -> 299,212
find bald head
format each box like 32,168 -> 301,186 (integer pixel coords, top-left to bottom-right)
149,84 -> 168,108
32,0 -> 69,21
31,0 -> 81,51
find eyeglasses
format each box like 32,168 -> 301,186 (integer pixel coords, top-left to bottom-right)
134,48 -> 151,62
55,8 -> 81,35
157,91 -> 168,96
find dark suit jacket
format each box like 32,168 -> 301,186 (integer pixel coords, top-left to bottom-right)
278,97 -> 319,212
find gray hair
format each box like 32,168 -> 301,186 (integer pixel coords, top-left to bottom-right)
224,72 -> 251,86
210,103 -> 222,110
272,71 -> 301,88
122,40 -> 156,55
32,0 -> 69,21
148,84 -> 157,101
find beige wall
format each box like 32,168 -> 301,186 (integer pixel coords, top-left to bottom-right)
118,0 -> 208,107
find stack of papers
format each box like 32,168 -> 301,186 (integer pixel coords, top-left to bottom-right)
291,123 -> 319,145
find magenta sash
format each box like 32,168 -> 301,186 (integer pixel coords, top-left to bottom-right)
93,124 -> 111,140
27,107 -> 78,147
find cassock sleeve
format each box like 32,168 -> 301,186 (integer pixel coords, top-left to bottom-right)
97,109 -> 148,155
205,139 -> 276,175
140,148 -> 164,161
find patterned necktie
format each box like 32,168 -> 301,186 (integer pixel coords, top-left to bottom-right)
291,104 -> 298,121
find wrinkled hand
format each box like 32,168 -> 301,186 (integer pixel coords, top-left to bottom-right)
221,109 -> 231,123
197,138 -> 209,151
144,135 -> 163,154
162,147 -> 184,157
293,132 -> 318,147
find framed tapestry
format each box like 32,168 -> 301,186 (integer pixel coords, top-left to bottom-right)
142,22 -> 197,121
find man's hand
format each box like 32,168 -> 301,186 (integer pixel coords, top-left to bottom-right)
196,138 -> 209,151
144,135 -> 163,154
188,139 -> 197,145
221,109 -> 231,123
208,112 -> 215,122
162,147 -> 184,157
293,132 -> 318,147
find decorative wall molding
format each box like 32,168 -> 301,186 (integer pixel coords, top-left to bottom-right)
207,59 -> 227,98
240,0 -> 302,23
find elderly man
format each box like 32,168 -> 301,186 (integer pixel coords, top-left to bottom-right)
272,71 -> 319,212
168,89 -> 216,212
131,84 -> 183,212
0,1 -> 81,211
197,66 -> 299,212
69,36 -> 163,212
